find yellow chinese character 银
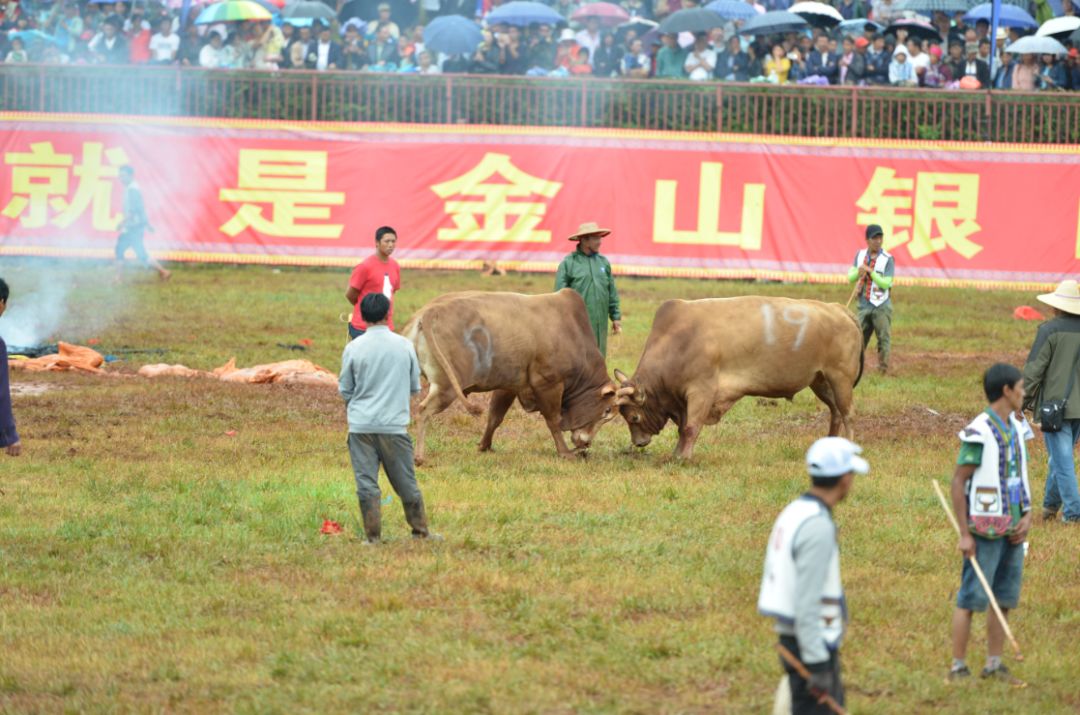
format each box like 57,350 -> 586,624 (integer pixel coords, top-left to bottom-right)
855,167 -> 914,252
909,172 -> 983,260
219,150 -> 344,239
430,153 -> 563,243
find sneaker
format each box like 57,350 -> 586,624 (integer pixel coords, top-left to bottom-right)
980,665 -> 1026,688
946,665 -> 971,683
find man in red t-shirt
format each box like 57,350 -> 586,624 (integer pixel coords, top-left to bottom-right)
345,226 -> 401,340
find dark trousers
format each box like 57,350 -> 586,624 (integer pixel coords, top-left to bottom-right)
347,433 -> 421,504
348,324 -> 365,341
778,635 -> 844,715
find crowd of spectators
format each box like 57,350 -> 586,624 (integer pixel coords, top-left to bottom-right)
1,0 -> 1078,90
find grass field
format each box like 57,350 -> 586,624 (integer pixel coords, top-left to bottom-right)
1,261 -> 1077,714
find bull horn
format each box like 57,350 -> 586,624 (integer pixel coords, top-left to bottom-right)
613,368 -> 630,384
615,386 -> 635,398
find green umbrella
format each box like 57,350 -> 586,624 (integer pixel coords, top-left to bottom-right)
195,0 -> 274,24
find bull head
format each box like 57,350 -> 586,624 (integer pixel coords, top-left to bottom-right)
613,369 -> 645,406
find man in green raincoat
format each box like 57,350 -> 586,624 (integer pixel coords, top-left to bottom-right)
554,221 -> 622,357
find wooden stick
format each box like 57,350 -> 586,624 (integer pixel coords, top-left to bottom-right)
844,278 -> 863,311
775,644 -> 848,715
931,479 -> 1024,661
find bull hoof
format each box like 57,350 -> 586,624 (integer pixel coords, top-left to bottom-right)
477,443 -> 493,453
414,456 -> 426,467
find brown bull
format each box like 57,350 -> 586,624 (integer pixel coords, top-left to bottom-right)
614,296 -> 864,459
401,289 -> 619,464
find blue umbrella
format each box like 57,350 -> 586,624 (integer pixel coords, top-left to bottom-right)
424,15 -> 483,55
10,30 -> 67,47
738,10 -> 809,35
485,1 -> 564,26
704,0 -> 758,20
837,18 -> 883,35
964,2 -> 1037,29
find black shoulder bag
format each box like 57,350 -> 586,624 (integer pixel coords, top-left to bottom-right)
1038,348 -> 1080,432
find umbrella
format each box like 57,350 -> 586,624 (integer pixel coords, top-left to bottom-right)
1036,15 -> 1080,38
704,0 -> 758,20
963,2 -> 1036,30
9,30 -> 67,47
616,17 -> 659,39
837,18 -> 883,35
195,0 -> 273,24
658,7 -> 726,33
895,0 -> 972,13
788,1 -> 842,27
485,1 -> 565,27
423,15 -> 483,55
281,0 -> 336,20
1004,34 -> 1067,54
884,19 -> 941,41
571,2 -> 630,26
738,10 -> 809,35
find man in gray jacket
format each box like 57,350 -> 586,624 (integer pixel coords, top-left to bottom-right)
759,437 -> 869,714
339,293 -> 439,544
1023,278 -> 1080,524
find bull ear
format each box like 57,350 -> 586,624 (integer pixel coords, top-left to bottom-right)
613,368 -> 630,385
600,384 -> 617,398
633,387 -> 646,406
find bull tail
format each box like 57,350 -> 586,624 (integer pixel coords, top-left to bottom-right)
420,313 -> 484,416
844,309 -> 866,389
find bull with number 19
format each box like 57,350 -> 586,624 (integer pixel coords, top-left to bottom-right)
614,296 -> 864,460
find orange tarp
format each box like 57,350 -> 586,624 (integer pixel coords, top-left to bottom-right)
8,342 -> 105,373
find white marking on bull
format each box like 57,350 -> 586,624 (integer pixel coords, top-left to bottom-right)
464,326 -> 493,378
760,303 -> 811,351
761,303 -> 777,346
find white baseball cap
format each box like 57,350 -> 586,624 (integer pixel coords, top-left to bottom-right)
805,437 -> 869,479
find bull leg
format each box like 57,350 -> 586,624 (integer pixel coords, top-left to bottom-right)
675,392 -> 728,460
828,372 -> 856,440
810,374 -> 843,437
414,383 -> 457,466
534,383 -> 576,459
478,389 -> 516,453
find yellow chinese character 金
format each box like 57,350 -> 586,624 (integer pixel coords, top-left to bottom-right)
652,161 -> 765,250
2,141 -> 128,230
909,172 -> 983,260
219,150 -> 344,239
855,167 -> 914,252
429,153 -> 563,243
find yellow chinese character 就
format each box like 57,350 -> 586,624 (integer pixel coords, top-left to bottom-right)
909,172 -> 983,260
219,150 -> 344,239
652,161 -> 765,249
855,167 -> 914,252
429,153 -> 563,243
50,142 -> 130,230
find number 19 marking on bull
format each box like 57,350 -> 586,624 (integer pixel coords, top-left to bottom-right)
761,303 -> 810,350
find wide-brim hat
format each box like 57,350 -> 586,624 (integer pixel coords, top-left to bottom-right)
1037,279 -> 1080,316
567,221 -> 611,241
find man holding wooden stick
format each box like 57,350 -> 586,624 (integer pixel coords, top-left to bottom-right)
847,224 -> 894,374
947,363 -> 1032,686
759,437 -> 868,714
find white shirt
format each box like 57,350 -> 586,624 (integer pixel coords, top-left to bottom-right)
575,29 -> 600,57
908,51 -> 930,73
684,47 -> 717,81
316,40 -> 330,70
149,32 -> 179,62
199,43 -> 224,68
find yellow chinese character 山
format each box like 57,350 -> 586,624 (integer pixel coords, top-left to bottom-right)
2,141 -> 129,230
652,161 -> 765,249
909,172 -> 982,260
855,167 -> 914,252
429,153 -> 563,243
219,149 -> 345,239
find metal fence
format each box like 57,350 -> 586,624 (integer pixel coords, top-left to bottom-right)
2,63 -> 1078,143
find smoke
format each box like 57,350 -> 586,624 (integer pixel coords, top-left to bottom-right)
0,259 -> 128,349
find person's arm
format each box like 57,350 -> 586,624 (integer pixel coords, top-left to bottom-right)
346,263 -> 365,305
554,256 -> 571,291
339,347 -> 356,402
0,340 -> 20,455
951,463 -> 977,557
408,343 -> 421,395
869,256 -> 894,290
607,258 -> 621,323
847,266 -> 860,283
1021,325 -> 1053,411
791,515 -> 835,668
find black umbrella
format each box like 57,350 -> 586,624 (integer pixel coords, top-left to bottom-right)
895,0 -> 972,13
658,7 -> 725,34
884,19 -> 943,42
738,10 -> 810,36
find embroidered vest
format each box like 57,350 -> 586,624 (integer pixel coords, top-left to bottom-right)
959,412 -> 1032,538
855,248 -> 892,307
758,496 -> 846,648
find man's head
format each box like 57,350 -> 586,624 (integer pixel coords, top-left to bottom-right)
805,437 -> 868,501
841,36 -> 853,54
629,37 -> 642,54
693,31 -> 707,50
103,20 -> 118,37
0,277 -> 9,318
209,31 -> 223,47
378,2 -> 391,20
949,40 -> 962,59
586,17 -> 599,33
975,18 -> 989,39
360,293 -> 391,325
865,223 -> 884,250
872,33 -> 884,51
978,37 -> 990,58
345,25 -> 359,42
159,18 -> 171,34
907,37 -> 920,55
377,23 -> 391,42
983,363 -> 1024,412
662,32 -> 677,48
118,164 -> 134,185
319,25 -> 332,42
299,25 -> 311,41
728,35 -> 741,52
374,225 -> 397,258
965,41 -> 978,60
815,34 -> 828,52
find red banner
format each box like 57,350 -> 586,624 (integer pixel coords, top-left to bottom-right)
1,113 -> 1077,288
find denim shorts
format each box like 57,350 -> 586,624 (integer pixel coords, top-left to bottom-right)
956,535 -> 1024,611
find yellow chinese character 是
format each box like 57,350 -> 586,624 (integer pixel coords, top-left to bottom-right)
219,150 -> 344,239
2,142 -> 128,231
652,161 -> 765,250
429,153 -> 563,243
855,167 -> 914,252
909,172 -> 983,260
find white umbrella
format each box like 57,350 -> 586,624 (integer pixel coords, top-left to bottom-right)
1004,35 -> 1068,55
1035,15 -> 1080,38
788,1 -> 844,26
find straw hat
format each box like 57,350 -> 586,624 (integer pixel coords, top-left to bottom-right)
567,221 -> 611,241
1037,279 -> 1080,316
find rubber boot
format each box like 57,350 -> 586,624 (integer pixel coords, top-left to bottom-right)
403,497 -> 442,541
358,497 -> 382,545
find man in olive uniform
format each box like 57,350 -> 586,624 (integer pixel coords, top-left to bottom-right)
554,221 -> 622,357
